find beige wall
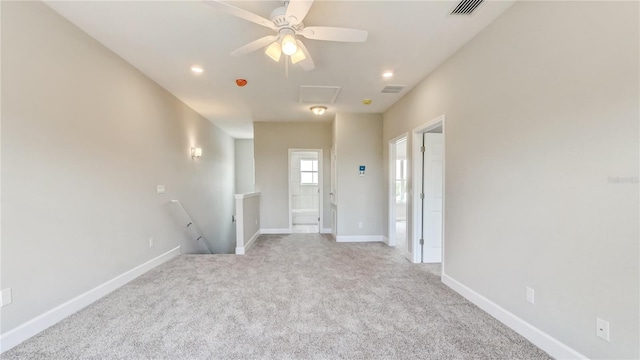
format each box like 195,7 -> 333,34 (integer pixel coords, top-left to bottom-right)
334,113 -> 384,237
1,1 -> 236,334
383,1 -> 639,359
234,139 -> 254,194
234,193 -> 260,254
254,122 -> 332,231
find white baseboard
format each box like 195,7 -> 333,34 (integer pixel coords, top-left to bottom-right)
259,228 -> 291,235
320,228 -> 332,234
441,273 -> 587,360
236,231 -> 260,255
0,246 -> 181,353
245,230 -> 259,250
382,236 -> 390,245
403,250 -> 412,262
336,235 -> 384,243
386,236 -> 396,246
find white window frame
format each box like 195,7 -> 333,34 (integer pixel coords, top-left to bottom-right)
300,158 -> 318,185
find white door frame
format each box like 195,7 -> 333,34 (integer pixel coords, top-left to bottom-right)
388,134 -> 409,257
288,149 -> 324,233
411,115 -> 446,267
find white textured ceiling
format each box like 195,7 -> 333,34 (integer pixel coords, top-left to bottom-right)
44,1 -> 514,138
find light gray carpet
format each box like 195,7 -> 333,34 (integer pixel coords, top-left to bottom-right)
4,234 -> 551,359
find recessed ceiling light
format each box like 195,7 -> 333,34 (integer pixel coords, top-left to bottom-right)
191,66 -> 204,73
382,71 -> 393,78
362,99 -> 372,105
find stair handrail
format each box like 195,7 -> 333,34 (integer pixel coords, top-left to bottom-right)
170,200 -> 213,254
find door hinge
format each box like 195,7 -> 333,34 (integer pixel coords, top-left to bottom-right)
318,217 -> 320,222
419,238 -> 424,245
420,145 -> 425,153
420,193 -> 424,199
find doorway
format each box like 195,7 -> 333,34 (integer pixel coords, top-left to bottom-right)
388,135 -> 410,260
412,116 -> 445,267
289,149 -> 323,233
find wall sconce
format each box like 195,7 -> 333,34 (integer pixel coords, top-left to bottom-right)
191,147 -> 202,159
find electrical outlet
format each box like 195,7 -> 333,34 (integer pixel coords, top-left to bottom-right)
255,219 -> 258,225
596,318 -> 610,341
156,185 -> 165,194
358,222 -> 363,229
1,288 -> 13,307
526,287 -> 535,304
149,237 -> 154,248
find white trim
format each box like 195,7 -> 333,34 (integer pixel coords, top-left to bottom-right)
235,230 -> 260,255
320,228 -> 332,234
442,274 -> 587,360
234,192 -> 261,200
382,236 -> 390,245
0,247 -> 181,353
288,149 -> 323,234
336,235 -> 384,243
259,228 -> 291,235
411,115 -> 446,266
388,134 -> 408,251
403,250 -> 412,262
245,230 -> 259,251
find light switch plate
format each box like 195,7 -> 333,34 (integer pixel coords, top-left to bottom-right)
156,185 -> 165,194
1,288 -> 13,307
526,287 -> 535,304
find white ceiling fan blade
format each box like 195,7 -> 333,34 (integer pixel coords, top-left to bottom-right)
296,40 -> 315,71
285,0 -> 314,26
203,0 -> 276,30
301,27 -> 368,43
231,35 -> 279,56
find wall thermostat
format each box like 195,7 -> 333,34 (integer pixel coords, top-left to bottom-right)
359,165 -> 365,176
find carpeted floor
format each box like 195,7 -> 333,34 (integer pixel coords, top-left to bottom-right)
3,234 -> 551,359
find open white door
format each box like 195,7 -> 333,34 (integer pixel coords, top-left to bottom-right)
289,149 -> 323,234
422,133 -> 443,263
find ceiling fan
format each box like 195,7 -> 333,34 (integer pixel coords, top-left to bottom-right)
205,0 -> 368,72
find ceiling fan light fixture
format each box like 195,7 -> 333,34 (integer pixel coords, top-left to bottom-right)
290,47 -> 307,64
265,42 -> 282,62
281,33 -> 298,56
310,106 -> 327,115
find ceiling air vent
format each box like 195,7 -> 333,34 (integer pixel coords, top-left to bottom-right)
451,0 -> 484,15
299,85 -> 342,104
381,85 -> 405,94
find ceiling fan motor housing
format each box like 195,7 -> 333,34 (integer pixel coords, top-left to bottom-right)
270,6 -> 303,32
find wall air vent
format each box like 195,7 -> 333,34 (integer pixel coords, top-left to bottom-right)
451,0 -> 484,15
381,85 -> 405,94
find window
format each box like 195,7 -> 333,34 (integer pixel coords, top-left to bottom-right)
395,159 -> 407,203
300,159 -> 318,185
